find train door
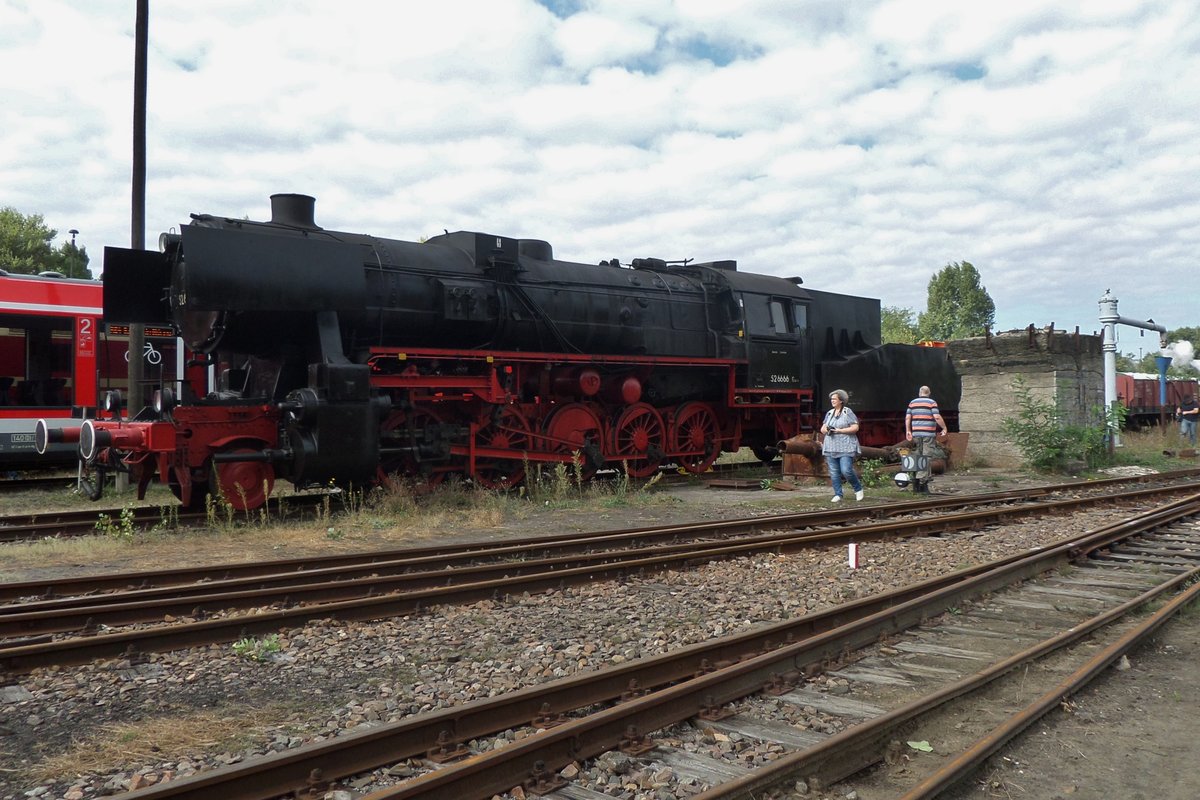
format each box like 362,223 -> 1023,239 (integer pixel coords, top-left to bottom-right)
739,293 -> 810,388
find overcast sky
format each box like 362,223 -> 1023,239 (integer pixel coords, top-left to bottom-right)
2,0 -> 1197,350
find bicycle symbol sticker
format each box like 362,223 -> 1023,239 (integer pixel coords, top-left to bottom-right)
125,342 -> 162,365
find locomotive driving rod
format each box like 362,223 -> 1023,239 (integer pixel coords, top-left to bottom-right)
210,449 -> 291,463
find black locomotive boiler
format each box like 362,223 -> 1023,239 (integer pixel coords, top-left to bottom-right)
41,194 -> 958,510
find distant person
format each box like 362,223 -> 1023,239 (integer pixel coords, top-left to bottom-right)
820,389 -> 864,503
905,385 -> 949,491
1178,395 -> 1198,446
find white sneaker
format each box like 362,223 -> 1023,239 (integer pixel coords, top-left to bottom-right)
855,489 -> 864,501
830,495 -> 842,503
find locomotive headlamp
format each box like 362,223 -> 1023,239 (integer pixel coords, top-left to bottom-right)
158,232 -> 182,253
152,388 -> 177,414
893,472 -> 911,488
103,390 -> 123,415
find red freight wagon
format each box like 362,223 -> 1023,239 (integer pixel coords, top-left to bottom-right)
1116,371 -> 1200,429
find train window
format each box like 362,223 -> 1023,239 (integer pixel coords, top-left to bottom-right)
0,315 -> 73,407
743,295 -> 803,337
742,295 -> 772,334
769,300 -> 788,333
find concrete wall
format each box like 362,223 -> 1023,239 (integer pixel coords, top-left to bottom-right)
946,326 -> 1104,467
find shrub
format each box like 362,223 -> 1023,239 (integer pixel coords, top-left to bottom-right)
857,458 -> 887,488
1000,377 -> 1120,472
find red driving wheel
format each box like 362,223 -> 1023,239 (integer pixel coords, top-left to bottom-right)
472,406 -> 532,490
611,403 -> 666,478
670,401 -> 720,474
213,448 -> 274,511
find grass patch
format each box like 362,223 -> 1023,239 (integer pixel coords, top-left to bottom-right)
1110,427 -> 1199,470
0,469 -> 683,575
0,480 -> 183,517
23,703 -> 311,784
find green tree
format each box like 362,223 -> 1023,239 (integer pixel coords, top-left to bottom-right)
917,261 -> 995,341
1114,352 -> 1139,371
1168,326 -> 1199,347
881,305 -> 919,344
1119,326 -> 1200,376
0,206 -> 92,279
1117,350 -> 1198,377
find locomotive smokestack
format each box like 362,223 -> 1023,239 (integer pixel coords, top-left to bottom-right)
269,193 -> 321,229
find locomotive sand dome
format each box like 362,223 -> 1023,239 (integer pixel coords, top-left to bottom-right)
53,194 -> 958,510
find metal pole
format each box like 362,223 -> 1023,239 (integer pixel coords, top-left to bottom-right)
1156,355 -> 1172,431
1098,291 -> 1121,448
129,0 -> 147,412
1098,289 -> 1168,449
118,0 -> 149,497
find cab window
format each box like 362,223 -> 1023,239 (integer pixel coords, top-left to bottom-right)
769,300 -> 788,333
743,294 -> 808,336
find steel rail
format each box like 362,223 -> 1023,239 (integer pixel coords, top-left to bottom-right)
346,496 -> 1200,800
110,493 -> 1200,800
692,559 -> 1200,798
2,485 -> 1194,667
895,576 -> 1200,800
4,465 -> 1199,571
0,479 -> 1184,625
0,483 -> 1042,597
3,477 -> 1195,615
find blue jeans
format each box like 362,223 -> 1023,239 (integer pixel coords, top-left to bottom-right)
825,453 -> 862,497
1183,418 -> 1197,446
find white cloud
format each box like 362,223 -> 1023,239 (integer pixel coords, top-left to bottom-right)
553,11 -> 659,71
2,0 -> 1199,337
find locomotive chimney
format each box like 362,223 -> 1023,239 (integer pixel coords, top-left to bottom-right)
269,193 -> 321,229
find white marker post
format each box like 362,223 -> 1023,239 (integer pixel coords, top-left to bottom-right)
848,543 -> 859,569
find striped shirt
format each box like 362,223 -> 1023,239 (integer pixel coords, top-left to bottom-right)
907,396 -> 941,438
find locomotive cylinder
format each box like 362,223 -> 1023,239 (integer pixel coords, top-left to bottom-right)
551,367 -> 602,398
606,376 -> 643,405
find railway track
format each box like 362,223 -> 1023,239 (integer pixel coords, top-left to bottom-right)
1,466 -> 1196,546
0,473 -> 79,493
0,492 -> 336,543
56,489 -> 1200,799
1,477 -> 1196,673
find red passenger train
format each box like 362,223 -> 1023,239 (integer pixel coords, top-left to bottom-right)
0,270 -> 204,471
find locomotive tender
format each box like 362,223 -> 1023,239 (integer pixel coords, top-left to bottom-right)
40,194 -> 958,509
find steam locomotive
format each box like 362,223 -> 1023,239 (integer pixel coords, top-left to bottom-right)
38,194 -> 958,510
